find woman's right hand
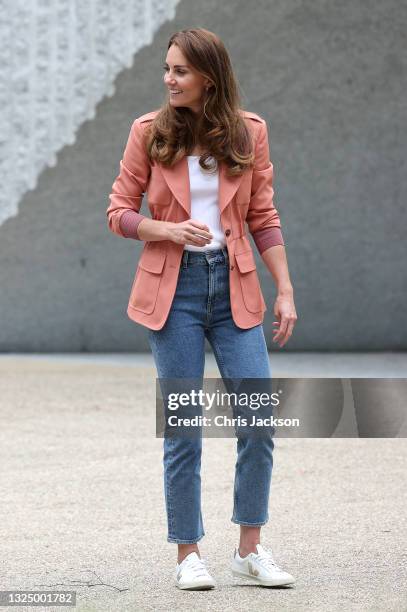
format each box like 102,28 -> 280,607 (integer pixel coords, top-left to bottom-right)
164,220 -> 213,247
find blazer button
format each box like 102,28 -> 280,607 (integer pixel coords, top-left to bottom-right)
230,265 -> 234,270
225,229 -> 231,236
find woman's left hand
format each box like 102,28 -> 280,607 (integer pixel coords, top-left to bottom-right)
272,290 -> 298,348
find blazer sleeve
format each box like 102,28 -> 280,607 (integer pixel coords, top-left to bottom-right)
246,120 -> 285,255
106,119 -> 151,239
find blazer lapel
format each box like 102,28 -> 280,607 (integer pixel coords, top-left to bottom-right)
158,156 -> 244,217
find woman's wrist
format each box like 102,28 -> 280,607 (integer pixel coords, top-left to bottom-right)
137,218 -> 171,241
276,282 -> 294,296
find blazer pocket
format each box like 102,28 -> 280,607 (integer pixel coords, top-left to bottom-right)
235,250 -> 263,313
138,246 -> 167,273
130,245 -> 167,314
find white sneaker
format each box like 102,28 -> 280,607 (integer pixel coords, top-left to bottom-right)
175,552 -> 216,590
231,544 -> 295,587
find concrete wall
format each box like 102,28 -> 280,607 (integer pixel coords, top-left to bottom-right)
0,0 -> 406,351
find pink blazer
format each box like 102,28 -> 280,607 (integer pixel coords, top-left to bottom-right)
106,110 -> 284,330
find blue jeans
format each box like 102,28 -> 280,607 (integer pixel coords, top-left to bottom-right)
148,247 -> 274,544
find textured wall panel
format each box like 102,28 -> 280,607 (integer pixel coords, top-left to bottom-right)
0,0 -> 179,225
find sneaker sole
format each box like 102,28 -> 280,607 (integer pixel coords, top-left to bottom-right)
176,582 -> 216,591
232,569 -> 295,587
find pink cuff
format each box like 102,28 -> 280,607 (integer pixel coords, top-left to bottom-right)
119,210 -> 146,240
252,227 -> 285,254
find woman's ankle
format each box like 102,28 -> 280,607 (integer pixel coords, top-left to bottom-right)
239,525 -> 261,557
238,543 -> 260,558
177,543 -> 200,564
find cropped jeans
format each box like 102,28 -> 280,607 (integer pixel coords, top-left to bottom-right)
147,247 -> 275,544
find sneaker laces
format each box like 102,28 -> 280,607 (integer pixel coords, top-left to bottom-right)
183,556 -> 210,578
255,547 -> 281,571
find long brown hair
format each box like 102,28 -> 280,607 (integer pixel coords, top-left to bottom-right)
144,28 -> 255,176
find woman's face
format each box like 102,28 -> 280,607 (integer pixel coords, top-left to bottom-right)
163,45 -> 211,114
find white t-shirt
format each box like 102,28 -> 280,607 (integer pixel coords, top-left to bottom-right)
184,155 -> 227,252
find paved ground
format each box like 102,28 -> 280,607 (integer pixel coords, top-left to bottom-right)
0,354 -> 406,612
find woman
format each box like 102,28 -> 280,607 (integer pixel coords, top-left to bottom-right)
107,28 -> 297,590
